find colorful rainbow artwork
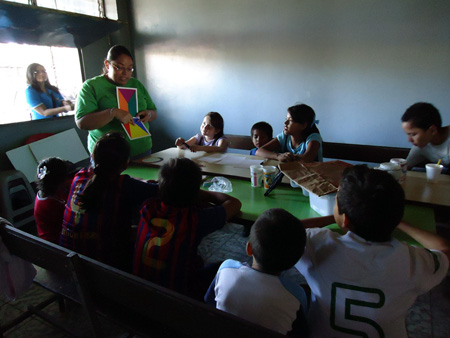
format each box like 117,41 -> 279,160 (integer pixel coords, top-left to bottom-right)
117,87 -> 151,140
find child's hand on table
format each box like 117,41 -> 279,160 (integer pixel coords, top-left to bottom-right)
189,145 -> 201,152
277,152 -> 295,162
175,137 -> 185,147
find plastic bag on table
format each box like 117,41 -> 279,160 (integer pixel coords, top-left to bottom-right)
208,176 -> 233,193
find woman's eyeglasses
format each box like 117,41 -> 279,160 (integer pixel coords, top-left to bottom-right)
110,62 -> 134,73
33,70 -> 47,75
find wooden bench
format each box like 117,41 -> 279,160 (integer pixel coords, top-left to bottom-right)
321,142 -> 409,164
227,134 -> 255,151
0,218 -> 94,338
0,218 -> 285,338
226,134 -> 409,163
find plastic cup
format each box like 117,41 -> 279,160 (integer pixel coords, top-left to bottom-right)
250,165 -> 263,187
177,148 -> 185,158
377,162 -> 402,182
425,163 -> 443,183
263,166 -> 277,189
390,158 -> 407,184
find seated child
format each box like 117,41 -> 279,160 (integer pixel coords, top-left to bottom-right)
205,208 -> 309,337
133,158 -> 241,297
34,157 -> 74,244
175,112 -> 229,153
250,121 -> 273,155
60,133 -> 158,272
401,102 -> 449,173
296,165 -> 450,337
256,104 -> 322,162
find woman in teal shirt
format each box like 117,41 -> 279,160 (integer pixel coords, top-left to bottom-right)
76,45 -> 158,159
25,63 -> 74,120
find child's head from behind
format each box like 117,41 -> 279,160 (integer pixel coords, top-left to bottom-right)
36,157 -> 74,196
158,158 -> 202,207
251,121 -> 273,149
336,165 -> 405,242
92,132 -> 130,175
79,132 -> 130,210
201,112 -> 224,141
401,102 -> 442,148
286,104 -> 319,139
248,208 -> 306,275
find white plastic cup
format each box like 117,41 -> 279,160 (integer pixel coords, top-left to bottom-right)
390,158 -> 407,184
425,163 -> 443,183
377,162 -> 402,182
263,166 -> 277,189
250,165 -> 263,187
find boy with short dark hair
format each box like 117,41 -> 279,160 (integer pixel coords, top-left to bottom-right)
250,121 -> 273,155
133,158 -> 241,297
297,165 -> 450,338
401,102 -> 449,172
205,208 -> 309,337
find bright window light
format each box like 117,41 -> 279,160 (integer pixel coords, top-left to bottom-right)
0,43 -> 82,124
4,0 -> 114,18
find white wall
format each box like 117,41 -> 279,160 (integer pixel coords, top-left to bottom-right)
130,0 -> 450,151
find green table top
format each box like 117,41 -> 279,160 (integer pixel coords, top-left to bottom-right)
126,165 -> 318,220
125,166 -> 435,246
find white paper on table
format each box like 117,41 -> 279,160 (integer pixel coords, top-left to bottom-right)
215,155 -> 247,166
197,154 -> 263,168
176,149 -> 208,160
198,153 -> 227,163
236,158 -> 266,168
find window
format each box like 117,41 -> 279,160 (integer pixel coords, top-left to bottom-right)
0,1 -> 121,124
4,0 -> 117,19
0,43 -> 82,124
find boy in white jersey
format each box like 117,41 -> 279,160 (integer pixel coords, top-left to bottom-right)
401,102 -> 449,173
205,208 -> 309,337
296,165 -> 450,338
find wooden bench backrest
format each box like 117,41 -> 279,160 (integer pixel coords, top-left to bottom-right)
322,142 -> 409,163
0,221 -> 72,278
226,134 -> 254,151
0,220 -> 83,307
77,256 -> 285,338
0,219 -> 284,338
225,134 -> 409,163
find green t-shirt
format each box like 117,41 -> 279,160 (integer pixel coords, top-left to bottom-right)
76,75 -> 157,157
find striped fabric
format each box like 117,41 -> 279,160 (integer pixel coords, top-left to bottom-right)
133,199 -> 226,295
60,168 -> 157,271
133,200 -> 201,293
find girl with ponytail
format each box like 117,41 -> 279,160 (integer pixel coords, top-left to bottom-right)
60,132 -> 158,271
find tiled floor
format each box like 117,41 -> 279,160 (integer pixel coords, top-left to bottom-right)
0,283 -> 127,337
1,222 -> 449,337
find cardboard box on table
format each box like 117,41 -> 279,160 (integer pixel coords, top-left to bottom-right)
279,161 -> 353,216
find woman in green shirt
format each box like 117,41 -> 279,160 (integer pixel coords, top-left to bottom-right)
76,45 -> 157,159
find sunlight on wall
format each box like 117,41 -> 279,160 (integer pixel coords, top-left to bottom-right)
145,51 -> 220,100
